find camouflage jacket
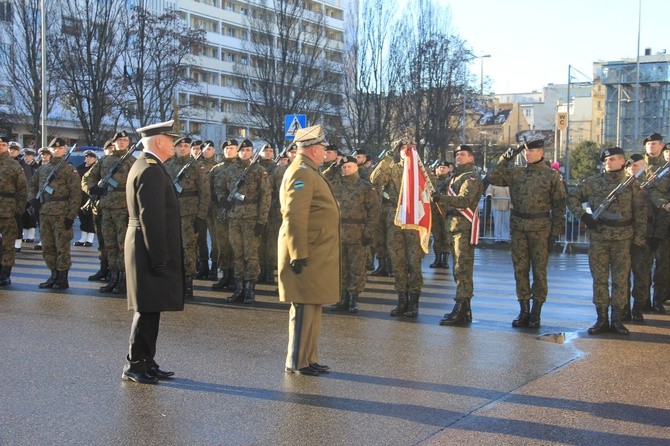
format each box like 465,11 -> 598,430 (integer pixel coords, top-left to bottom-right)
436,163 -> 484,233
214,158 -> 271,223
370,156 -> 403,215
165,154 -> 210,219
29,156 -> 81,219
329,171 -> 381,244
0,151 -> 28,217
567,170 -> 646,244
641,153 -> 669,238
259,158 -> 278,176
82,149 -> 136,210
488,158 -> 566,236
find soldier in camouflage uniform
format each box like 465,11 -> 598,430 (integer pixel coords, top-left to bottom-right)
191,140 -> 216,280
433,145 -> 484,326
0,136 -> 28,286
430,161 -> 453,269
257,143 -> 278,284
28,138 -> 81,289
568,147 -> 647,335
487,139 -> 566,328
329,156 -> 380,313
87,140 -> 114,282
208,139 -> 239,291
166,137 -> 210,299
83,131 -> 136,295
352,149 -> 371,181
370,141 -> 425,318
320,144 -> 340,174
216,139 -> 271,303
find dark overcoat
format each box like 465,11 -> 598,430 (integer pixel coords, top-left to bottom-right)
124,151 -> 185,312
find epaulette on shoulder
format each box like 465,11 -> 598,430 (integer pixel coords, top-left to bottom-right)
147,158 -> 158,165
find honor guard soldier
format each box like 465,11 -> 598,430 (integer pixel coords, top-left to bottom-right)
75,150 -> 98,247
165,136 -> 210,299
430,161 -> 454,269
257,143 -> 278,284
432,145 -> 484,326
28,138 -> 81,289
88,140 -> 114,281
352,148 -> 371,181
83,131 -> 136,295
320,143 -> 340,173
329,156 -> 380,312
568,147 -> 647,335
217,139 -> 271,303
192,140 -> 218,280
0,136 -> 28,285
17,147 -> 39,249
487,139 -> 566,328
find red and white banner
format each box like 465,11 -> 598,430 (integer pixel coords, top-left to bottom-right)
447,182 -> 480,245
394,147 -> 432,253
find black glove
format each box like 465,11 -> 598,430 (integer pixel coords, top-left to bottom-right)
194,217 -> 207,234
221,198 -> 232,210
29,198 -> 41,213
647,237 -> 661,252
547,235 -> 557,252
431,191 -> 442,201
290,258 -> 308,274
150,263 -> 166,277
361,236 -> 372,246
89,185 -> 107,196
254,223 -> 265,236
64,218 -> 74,230
501,145 -> 524,161
580,214 -> 597,230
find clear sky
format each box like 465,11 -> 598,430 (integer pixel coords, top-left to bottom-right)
441,0 -> 670,94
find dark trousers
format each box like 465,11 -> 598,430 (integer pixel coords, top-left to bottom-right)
128,312 -> 161,362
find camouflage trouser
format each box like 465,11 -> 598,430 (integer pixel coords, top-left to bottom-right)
228,218 -> 260,281
387,224 -> 424,293
342,242 -> 367,294
373,209 -> 388,261
213,213 -> 233,270
431,215 -> 449,255
589,238 -> 631,310
0,216 -> 18,267
40,213 -> 73,270
181,215 -> 197,277
630,239 -> 670,303
93,208 -> 105,262
510,228 -> 550,303
448,230 -> 475,302
102,208 -> 128,271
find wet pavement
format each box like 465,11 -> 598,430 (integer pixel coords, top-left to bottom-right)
1,243 -> 669,445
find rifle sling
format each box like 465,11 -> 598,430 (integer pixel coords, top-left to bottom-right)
598,219 -> 633,228
0,192 -> 16,198
178,191 -> 198,198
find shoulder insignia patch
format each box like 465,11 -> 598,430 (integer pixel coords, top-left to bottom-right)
299,163 -> 307,169
262,171 -> 268,176
199,165 -> 205,170
147,159 -> 157,164
294,180 -> 304,190
469,177 -> 476,181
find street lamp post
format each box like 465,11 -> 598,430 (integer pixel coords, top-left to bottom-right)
479,54 -> 491,95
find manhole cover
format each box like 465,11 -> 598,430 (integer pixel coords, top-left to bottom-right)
536,332 -> 578,344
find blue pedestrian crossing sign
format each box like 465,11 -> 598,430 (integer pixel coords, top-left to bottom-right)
284,114 -> 307,140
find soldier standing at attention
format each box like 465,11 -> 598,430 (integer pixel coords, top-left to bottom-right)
430,161 -> 453,269
191,140 -> 214,280
88,140 -> 114,282
320,143 -> 340,173
218,139 -> 271,304
18,148 -> 38,247
0,136 -> 28,286
257,143 -> 278,284
486,139 -> 566,328
122,120 -> 184,385
568,147 -> 646,335
28,138 -> 80,289
279,125 -> 340,377
433,145 -> 484,326
165,137 -> 210,299
624,153 -> 648,322
83,131 -> 136,295
329,156 -> 380,313
352,148 -> 371,181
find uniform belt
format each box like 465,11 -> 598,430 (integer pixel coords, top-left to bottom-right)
45,197 -> 68,202
235,199 -> 258,205
341,218 -> 365,224
598,219 -> 633,227
512,210 -> 550,219
0,192 -> 15,198
179,191 -> 198,198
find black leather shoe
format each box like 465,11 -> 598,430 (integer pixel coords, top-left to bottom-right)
309,363 -> 330,373
147,367 -> 175,380
122,370 -> 159,384
74,241 -> 85,247
285,366 -> 319,376
83,242 -> 93,247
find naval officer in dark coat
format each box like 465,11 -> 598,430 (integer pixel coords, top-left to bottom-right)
122,120 -> 185,384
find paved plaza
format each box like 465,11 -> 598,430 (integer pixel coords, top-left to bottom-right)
1,243 -> 669,445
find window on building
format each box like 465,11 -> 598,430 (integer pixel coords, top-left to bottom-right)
0,1 -> 11,22
0,85 -> 12,104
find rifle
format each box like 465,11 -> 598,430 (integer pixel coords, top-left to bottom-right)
591,165 -> 646,221
218,148 -> 262,222
273,146 -> 288,164
28,144 -> 77,216
369,148 -> 390,171
173,143 -> 208,194
481,138 -> 528,193
640,159 -> 670,189
81,142 -> 142,212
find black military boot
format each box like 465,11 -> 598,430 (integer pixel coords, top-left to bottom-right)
0,266 -> 12,286
52,270 -> 69,290
38,269 -> 58,289
443,252 -> 450,269
227,280 -> 245,303
224,269 -> 236,290
621,302 -> 632,321
88,258 -> 108,281
265,265 -> 275,285
429,252 -> 442,268
404,293 -> 420,317
100,269 -> 119,293
348,292 -> 359,314
331,291 -> 349,311
640,299 -> 652,312
385,258 -> 395,277
243,280 -> 256,304
195,265 -> 209,280
112,271 -> 126,295
390,292 -> 408,317
631,301 -> 645,323
184,276 -> 194,300
651,298 -> 666,314
439,300 -> 472,326
512,300 -> 531,327
207,262 -> 218,281
587,306 -> 609,335
528,301 -> 543,328
610,308 -> 630,335
257,264 -> 267,284
211,269 -> 230,291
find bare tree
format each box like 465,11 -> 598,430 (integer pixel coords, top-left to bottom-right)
236,0 -> 340,149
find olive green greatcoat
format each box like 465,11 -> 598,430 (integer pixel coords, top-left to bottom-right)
278,154 -> 340,304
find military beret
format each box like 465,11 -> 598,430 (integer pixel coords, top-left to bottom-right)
174,136 -> 192,145
190,139 -> 203,147
325,143 -> 339,152
83,150 -> 97,158
625,153 -> 644,166
39,147 -> 51,155
352,149 -> 367,156
239,139 -> 254,149
0,136 -> 10,143
202,140 -> 214,148
23,148 -> 36,156
646,132 -> 663,142
48,137 -> 67,147
393,139 -> 409,152
437,161 -> 454,168
136,120 -> 179,139
294,124 -> 329,148
9,142 -> 21,150
664,143 -> 670,151
103,139 -> 114,149
341,155 -> 357,165
263,143 -> 274,150
454,144 -> 474,156
600,146 -> 625,161
112,130 -> 130,141
221,138 -> 238,148
525,139 -> 545,149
